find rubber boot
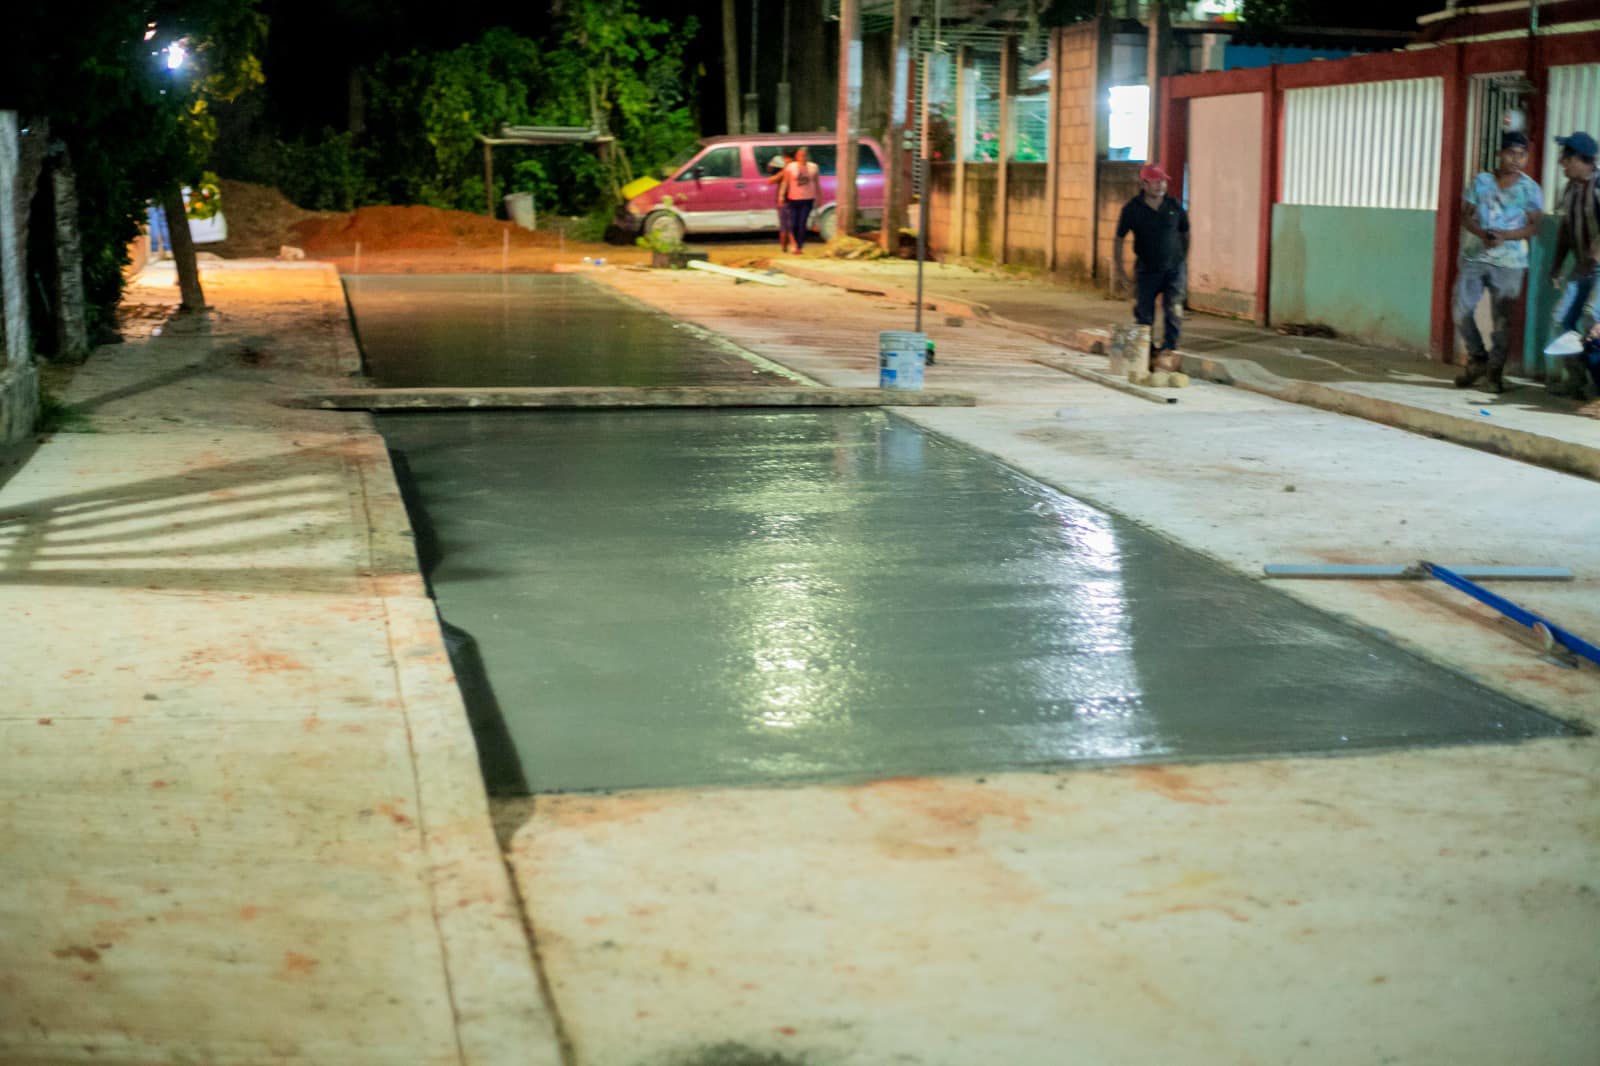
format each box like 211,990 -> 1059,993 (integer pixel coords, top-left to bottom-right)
1484,367 -> 1505,394
1454,361 -> 1485,388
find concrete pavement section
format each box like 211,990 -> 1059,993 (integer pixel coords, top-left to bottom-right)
772,258 -> 1600,481
0,261 -> 559,1065
4,256 -> 1597,1065
496,264 -> 1598,1066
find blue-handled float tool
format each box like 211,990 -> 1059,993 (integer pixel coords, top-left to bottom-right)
1418,561 -> 1600,669
1264,560 -> 1595,668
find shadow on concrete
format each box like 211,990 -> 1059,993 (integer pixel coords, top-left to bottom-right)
0,444 -> 366,593
389,446 -> 528,795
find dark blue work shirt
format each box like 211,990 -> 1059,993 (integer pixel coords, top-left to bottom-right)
1116,194 -> 1190,272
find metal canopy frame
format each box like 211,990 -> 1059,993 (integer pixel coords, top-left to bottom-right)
476,126 -> 616,217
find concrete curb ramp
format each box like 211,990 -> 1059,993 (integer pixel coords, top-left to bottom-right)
774,261 -> 1600,484
289,386 -> 977,410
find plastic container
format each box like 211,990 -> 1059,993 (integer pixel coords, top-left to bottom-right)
879,330 -> 926,390
504,192 -> 536,230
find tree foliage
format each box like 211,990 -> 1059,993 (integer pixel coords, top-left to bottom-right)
257,1 -> 699,218
9,1 -> 265,335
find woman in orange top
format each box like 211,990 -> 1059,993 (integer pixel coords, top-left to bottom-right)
780,147 -> 821,254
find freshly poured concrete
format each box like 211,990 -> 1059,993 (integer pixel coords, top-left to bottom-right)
344,274 -> 796,388
383,407 -> 1568,794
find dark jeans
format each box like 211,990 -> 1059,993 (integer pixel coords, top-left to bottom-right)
1134,264 -> 1185,350
784,200 -> 815,251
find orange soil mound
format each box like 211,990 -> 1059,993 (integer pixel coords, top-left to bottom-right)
291,204 -> 560,254
210,180 -> 337,259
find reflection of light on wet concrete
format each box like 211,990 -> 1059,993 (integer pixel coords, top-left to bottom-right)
1019,495 -> 1157,763
344,274 -> 798,389
381,407 -> 1572,794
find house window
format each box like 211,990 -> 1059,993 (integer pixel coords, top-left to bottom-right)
1108,85 -> 1150,162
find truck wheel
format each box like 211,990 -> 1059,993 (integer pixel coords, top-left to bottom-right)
643,211 -> 685,244
816,207 -> 837,242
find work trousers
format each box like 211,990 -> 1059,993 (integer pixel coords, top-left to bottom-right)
1453,260 -> 1525,371
1133,264 -> 1185,350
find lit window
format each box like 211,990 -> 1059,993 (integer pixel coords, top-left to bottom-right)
1107,85 -> 1149,162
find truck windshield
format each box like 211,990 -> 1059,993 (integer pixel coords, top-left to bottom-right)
659,144 -> 703,178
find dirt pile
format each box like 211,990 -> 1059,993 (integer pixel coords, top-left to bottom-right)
209,180 -> 337,259
291,205 -> 561,255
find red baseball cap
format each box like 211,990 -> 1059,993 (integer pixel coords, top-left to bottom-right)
1139,163 -> 1171,182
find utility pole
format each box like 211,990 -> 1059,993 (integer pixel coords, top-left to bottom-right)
722,0 -> 741,134
743,0 -> 760,133
881,0 -> 912,251
835,0 -> 861,238
777,0 -> 793,133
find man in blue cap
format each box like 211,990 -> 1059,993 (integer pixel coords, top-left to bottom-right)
1453,130 -> 1543,393
1548,130 -> 1600,398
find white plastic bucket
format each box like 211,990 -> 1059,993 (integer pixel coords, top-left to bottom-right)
879,330 -> 926,391
504,192 -> 536,230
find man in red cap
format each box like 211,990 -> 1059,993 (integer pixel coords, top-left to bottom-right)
1114,162 -> 1189,366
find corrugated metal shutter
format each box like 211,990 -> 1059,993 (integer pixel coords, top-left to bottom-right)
1282,78 -> 1443,210
1542,63 -> 1600,202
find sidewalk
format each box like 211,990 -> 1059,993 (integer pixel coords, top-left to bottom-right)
772,257 -> 1600,481
0,260 -> 556,1065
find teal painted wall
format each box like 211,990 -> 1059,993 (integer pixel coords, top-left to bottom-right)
1524,215 -> 1563,377
1270,205 -> 1436,352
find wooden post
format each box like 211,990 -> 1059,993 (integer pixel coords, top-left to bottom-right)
723,0 -> 742,134
483,140 -> 494,216
954,45 -> 970,258
1089,19 -> 1111,281
835,0 -> 861,238
1045,27 -> 1062,274
1146,1 -> 1170,163
996,35 -> 1015,266
920,55 -> 935,253
880,0 -> 912,250
1431,44 -> 1467,362
1256,65 -> 1281,327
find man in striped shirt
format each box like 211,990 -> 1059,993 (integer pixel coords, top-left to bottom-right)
1548,130 -> 1600,398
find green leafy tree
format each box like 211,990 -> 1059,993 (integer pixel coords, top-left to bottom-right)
289,0 -> 699,219
9,1 -> 265,330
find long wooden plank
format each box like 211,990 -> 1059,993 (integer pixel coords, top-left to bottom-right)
288,386 -> 977,411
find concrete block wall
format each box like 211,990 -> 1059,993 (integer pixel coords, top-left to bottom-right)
965,167 -> 998,261
1096,161 -> 1143,285
1005,164 -> 1049,269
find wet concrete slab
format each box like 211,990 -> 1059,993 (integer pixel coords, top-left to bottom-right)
344,274 -> 799,388
383,407 -> 1573,794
